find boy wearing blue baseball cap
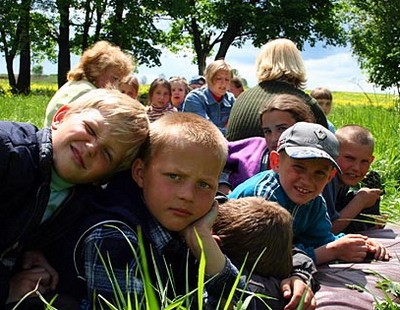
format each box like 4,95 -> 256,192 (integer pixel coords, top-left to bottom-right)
229,122 -> 389,265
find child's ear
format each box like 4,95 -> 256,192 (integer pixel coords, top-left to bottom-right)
51,105 -> 70,129
370,155 -> 375,164
328,168 -> 337,182
269,151 -> 280,173
131,158 -> 145,188
212,234 -> 222,245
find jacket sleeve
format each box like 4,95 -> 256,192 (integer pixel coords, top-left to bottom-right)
82,224 -> 143,304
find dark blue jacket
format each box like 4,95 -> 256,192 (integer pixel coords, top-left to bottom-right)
0,121 -> 100,304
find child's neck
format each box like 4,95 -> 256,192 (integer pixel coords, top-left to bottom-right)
211,91 -> 223,102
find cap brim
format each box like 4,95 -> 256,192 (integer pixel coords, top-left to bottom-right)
285,147 -> 342,173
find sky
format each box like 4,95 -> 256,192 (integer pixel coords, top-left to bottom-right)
132,41 -> 390,94
0,41 -> 394,94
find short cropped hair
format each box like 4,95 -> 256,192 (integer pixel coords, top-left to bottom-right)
139,113 -> 228,172
259,93 -> 315,124
256,38 -> 307,89
335,124 -> 375,150
68,41 -> 134,85
66,88 -> 149,171
310,87 -> 333,101
214,197 -> 293,278
204,60 -> 233,86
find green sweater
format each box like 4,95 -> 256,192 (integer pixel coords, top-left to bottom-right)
226,81 -> 327,141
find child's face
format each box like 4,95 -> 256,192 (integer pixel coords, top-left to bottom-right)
132,143 -> 221,232
170,82 -> 186,107
270,151 -> 335,205
229,83 -> 244,98
261,110 -> 297,151
119,83 -> 138,99
150,85 -> 170,108
209,70 -> 231,97
337,141 -> 374,186
317,99 -> 332,116
52,108 -> 129,184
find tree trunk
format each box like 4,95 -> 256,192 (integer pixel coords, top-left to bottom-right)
57,0 -> 71,88
110,0 -> 123,46
81,0 -> 93,51
214,21 -> 241,61
5,54 -> 17,91
16,0 -> 31,95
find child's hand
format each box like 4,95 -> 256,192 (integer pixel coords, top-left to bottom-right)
281,276 -> 316,310
328,234 -> 369,262
366,239 -> 391,261
180,201 -> 226,276
7,267 -> 53,303
180,201 -> 218,252
21,250 -> 58,291
354,188 -> 383,210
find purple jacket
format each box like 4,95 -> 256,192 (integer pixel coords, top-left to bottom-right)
225,137 -> 268,189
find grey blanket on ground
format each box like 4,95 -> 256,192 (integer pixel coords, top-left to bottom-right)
315,224 -> 400,309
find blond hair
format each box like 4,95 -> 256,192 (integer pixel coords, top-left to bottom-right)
67,41 -> 134,85
204,59 -> 233,86
335,125 -> 375,150
140,113 -> 227,171
214,197 -> 293,278
66,88 -> 149,171
256,38 -> 307,89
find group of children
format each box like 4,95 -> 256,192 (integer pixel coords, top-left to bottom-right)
1,39 -> 392,309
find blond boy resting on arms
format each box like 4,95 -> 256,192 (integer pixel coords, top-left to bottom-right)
323,124 -> 385,234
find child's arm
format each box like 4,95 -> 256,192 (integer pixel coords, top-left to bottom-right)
180,201 -> 226,275
332,188 -> 382,234
314,234 -> 389,264
83,225 -> 143,301
181,201 -> 248,307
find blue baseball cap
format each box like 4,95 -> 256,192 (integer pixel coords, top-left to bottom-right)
277,122 -> 341,173
189,75 -> 206,86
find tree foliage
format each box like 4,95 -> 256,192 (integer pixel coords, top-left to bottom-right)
344,0 -> 400,95
158,0 -> 346,74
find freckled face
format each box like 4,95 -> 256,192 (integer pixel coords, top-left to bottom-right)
52,109 -> 128,183
132,143 -> 221,232
272,151 -> 335,205
337,141 -> 374,186
261,110 -> 297,151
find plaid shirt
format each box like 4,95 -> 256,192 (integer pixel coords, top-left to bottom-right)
83,211 -> 244,309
